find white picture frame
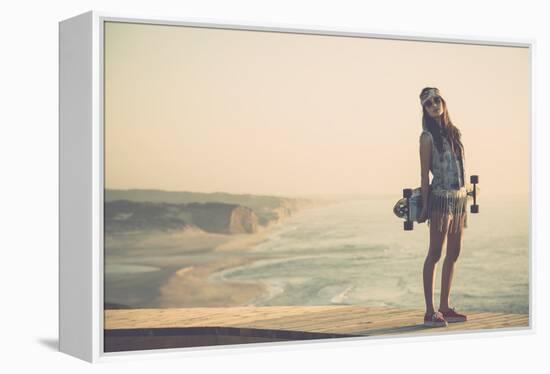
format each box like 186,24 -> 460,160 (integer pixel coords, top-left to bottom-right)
59,10 -> 535,363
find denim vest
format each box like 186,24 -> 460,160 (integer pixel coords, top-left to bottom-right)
420,129 -> 468,233
420,130 -> 465,191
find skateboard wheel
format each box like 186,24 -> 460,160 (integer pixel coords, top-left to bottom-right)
404,221 -> 413,231
471,204 -> 479,213
470,175 -> 479,184
403,188 -> 412,198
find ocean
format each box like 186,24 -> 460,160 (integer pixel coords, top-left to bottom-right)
211,195 -> 530,314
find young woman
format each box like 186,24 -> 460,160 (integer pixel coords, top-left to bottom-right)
417,87 -> 469,327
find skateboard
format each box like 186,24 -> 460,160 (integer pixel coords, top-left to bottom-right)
393,175 -> 480,231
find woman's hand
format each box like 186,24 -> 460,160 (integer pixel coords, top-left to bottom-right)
418,207 -> 428,223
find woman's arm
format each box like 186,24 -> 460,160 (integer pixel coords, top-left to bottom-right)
418,132 -> 432,222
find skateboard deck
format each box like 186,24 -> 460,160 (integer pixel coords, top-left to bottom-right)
393,187 -> 424,222
394,175 -> 480,231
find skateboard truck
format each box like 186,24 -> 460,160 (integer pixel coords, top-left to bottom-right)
468,175 -> 479,213
403,188 -> 413,231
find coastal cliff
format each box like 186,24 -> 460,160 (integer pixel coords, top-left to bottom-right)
105,190 -> 320,235
186,202 -> 259,234
105,200 -> 259,234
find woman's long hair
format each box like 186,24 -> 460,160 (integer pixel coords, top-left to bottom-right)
420,88 -> 464,160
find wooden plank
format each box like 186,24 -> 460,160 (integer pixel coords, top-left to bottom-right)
105,306 -> 354,329
334,315 -> 425,334
180,306 -> 355,328
104,306 -> 529,338
244,308 -> 372,328
443,315 -> 528,331
293,310 -> 420,333
244,308 -> 415,332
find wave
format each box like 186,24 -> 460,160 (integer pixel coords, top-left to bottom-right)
330,284 -> 354,304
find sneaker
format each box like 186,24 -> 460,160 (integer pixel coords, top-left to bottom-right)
424,311 -> 448,327
438,307 -> 467,323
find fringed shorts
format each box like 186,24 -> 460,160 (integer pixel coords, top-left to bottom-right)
427,187 -> 468,234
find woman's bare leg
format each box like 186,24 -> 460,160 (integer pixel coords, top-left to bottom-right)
439,214 -> 465,311
423,216 -> 449,314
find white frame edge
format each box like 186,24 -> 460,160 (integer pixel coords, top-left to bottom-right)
59,10 -> 94,362
59,10 -> 102,363
58,10 -> 536,363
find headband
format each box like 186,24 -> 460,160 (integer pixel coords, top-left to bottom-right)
420,88 -> 442,107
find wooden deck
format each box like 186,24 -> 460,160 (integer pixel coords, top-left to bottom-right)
104,306 -> 529,352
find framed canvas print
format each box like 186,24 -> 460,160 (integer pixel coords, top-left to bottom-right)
59,11 -> 534,363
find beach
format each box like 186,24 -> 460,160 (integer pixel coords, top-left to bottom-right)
104,223 -> 281,309
105,195 -> 529,314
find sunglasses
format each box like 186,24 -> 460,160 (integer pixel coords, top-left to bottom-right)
424,96 -> 442,108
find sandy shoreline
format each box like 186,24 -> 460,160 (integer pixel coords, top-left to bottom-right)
155,255 -> 270,308
105,222 -> 282,309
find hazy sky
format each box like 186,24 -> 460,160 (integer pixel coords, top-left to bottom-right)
104,22 -> 530,197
